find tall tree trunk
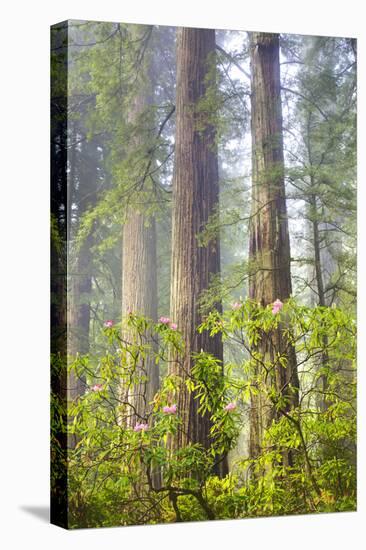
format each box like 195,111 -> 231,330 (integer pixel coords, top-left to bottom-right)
248,32 -> 299,466
169,28 -> 227,476
121,211 -> 159,423
66,126 -> 95,449
309,192 -> 332,411
306,114 -> 330,411
120,26 -> 159,429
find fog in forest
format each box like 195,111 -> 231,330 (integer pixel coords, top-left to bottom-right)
51,20 -> 356,528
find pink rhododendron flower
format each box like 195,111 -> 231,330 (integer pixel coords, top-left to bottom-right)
159,316 -> 170,324
134,422 -> 149,432
162,404 -> 177,414
224,402 -> 237,411
170,322 -> 178,330
272,299 -> 283,314
91,384 -> 103,392
232,301 -> 241,310
104,320 -> 114,328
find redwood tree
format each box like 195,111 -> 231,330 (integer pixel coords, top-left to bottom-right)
121,209 -> 158,423
248,32 -> 299,465
120,27 -> 159,427
169,28 -> 226,475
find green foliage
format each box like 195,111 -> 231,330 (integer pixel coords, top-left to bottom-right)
51,26 -> 357,528
283,35 -> 356,310
52,299 -> 356,527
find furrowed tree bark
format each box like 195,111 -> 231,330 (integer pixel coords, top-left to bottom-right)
248,32 -> 299,467
169,27 -> 227,476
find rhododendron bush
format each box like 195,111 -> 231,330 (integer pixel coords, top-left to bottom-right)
51,300 -> 356,527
